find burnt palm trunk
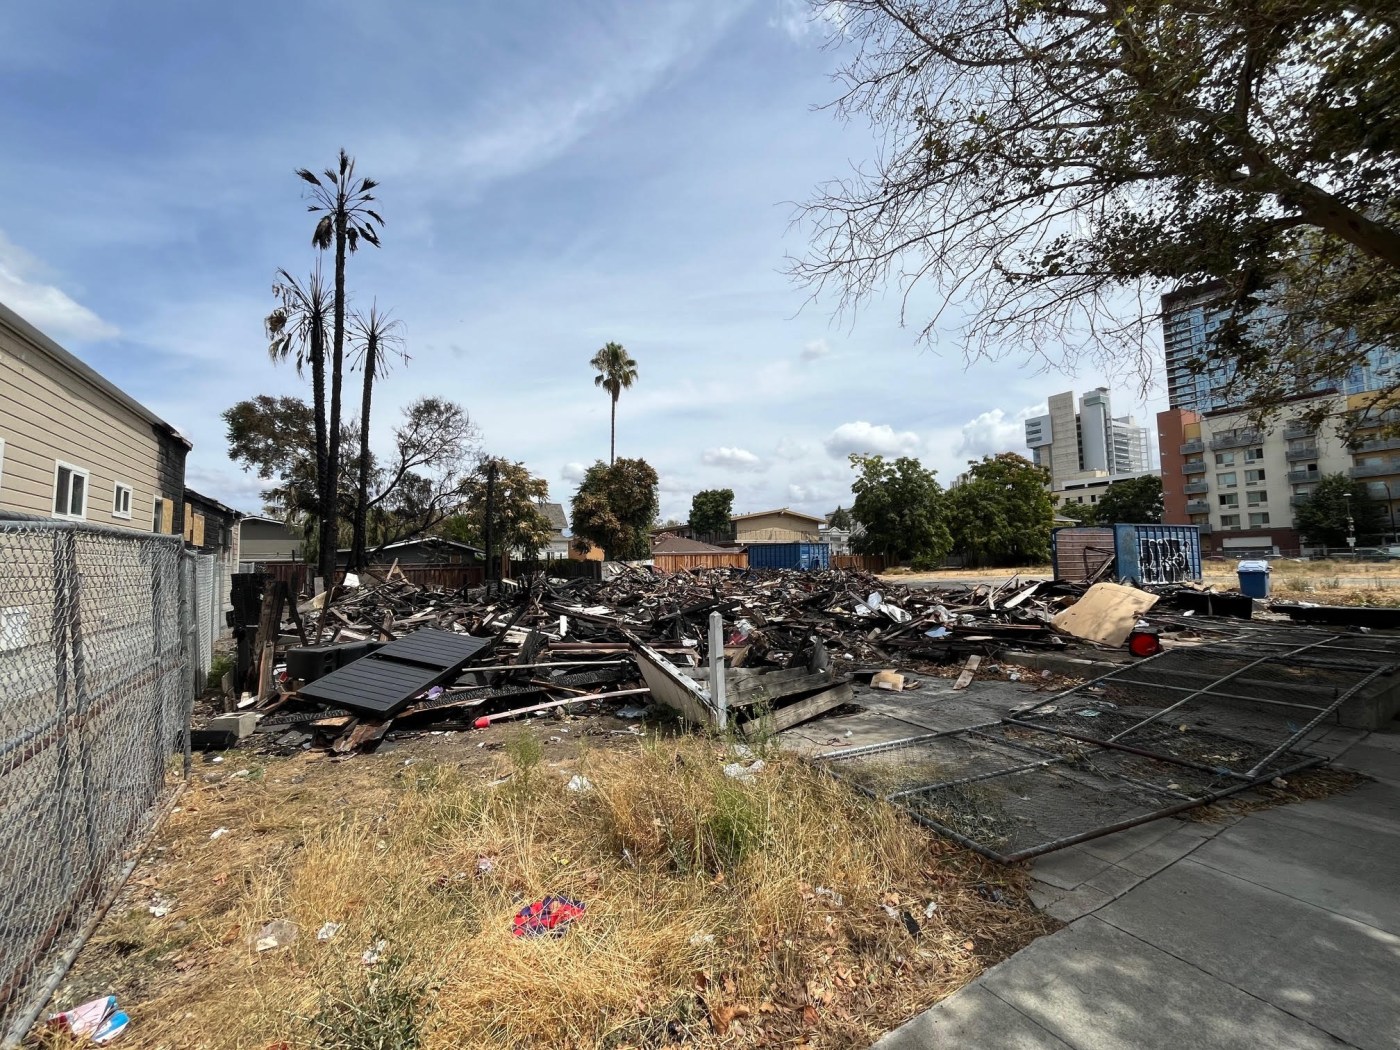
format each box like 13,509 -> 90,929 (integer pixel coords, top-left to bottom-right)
325,212 -> 347,585
610,391 -> 617,465
352,329 -> 377,569
310,316 -> 330,587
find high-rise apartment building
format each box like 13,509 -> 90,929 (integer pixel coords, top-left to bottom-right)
1024,388 -> 1151,487
1161,282 -> 1396,413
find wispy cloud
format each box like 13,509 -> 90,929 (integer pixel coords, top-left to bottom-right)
799,337 -> 832,362
0,231 -> 118,341
702,446 -> 765,471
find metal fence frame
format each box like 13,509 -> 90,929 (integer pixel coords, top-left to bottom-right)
0,512 -> 205,1043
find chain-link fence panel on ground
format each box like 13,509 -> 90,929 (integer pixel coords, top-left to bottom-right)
820,628 -> 1400,863
0,514 -> 196,1042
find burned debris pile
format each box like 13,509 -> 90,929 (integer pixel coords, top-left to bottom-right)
215,567 -> 1080,752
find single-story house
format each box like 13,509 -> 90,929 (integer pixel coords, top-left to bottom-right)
0,300 -> 189,534
539,501 -> 571,560
184,488 -> 241,569
237,515 -> 305,567
343,536 -> 484,567
732,508 -> 825,544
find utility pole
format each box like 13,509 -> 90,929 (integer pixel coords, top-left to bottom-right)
483,459 -> 497,583
1345,491 -> 1356,553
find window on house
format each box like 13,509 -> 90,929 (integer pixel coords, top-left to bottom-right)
1246,490 -> 1268,506
1245,469 -> 1266,484
153,498 -> 165,533
1219,493 -> 1239,507
1217,472 -> 1237,488
1214,452 -> 1236,466
1090,495 -> 1098,503
113,483 -> 133,519
53,462 -> 89,519
1244,448 -> 1265,462
1249,512 -> 1271,526
1220,514 -> 1241,527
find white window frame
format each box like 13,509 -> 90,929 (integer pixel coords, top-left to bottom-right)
1249,512 -> 1271,527
112,481 -> 133,520
52,461 -> 90,520
153,497 -> 165,533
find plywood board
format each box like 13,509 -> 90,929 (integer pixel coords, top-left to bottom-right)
1051,582 -> 1159,648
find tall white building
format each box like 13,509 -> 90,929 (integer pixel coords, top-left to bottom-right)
1024,388 -> 1150,488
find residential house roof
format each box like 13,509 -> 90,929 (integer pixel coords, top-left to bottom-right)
338,536 -> 485,558
184,488 -> 242,519
0,300 -> 191,449
651,534 -> 733,555
731,507 -> 825,524
539,502 -> 567,532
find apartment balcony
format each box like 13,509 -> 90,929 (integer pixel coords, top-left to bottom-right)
1350,463 -> 1400,479
1291,493 -> 1312,507
1183,480 -> 1209,495
1182,460 -> 1207,475
1282,420 -> 1314,440
1352,436 -> 1400,454
1185,499 -> 1211,514
1195,522 -> 1213,534
1284,446 -> 1319,462
1210,431 -> 1264,451
1179,439 -> 1205,455
1286,470 -> 1317,484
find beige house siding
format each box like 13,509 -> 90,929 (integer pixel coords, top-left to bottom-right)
0,313 -> 171,531
732,511 -> 822,544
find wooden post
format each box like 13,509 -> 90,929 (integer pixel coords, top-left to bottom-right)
709,611 -> 728,730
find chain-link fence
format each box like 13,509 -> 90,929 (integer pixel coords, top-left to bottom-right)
0,513 -> 198,1041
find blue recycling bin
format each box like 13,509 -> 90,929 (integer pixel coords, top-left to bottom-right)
1237,560 -> 1271,598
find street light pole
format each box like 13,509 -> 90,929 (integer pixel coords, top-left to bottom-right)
1344,491 -> 1356,554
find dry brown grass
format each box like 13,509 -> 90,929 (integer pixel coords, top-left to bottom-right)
40,732 -> 1055,1050
1184,767 -> 1369,823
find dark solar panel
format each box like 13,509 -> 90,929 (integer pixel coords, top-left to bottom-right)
296,629 -> 491,716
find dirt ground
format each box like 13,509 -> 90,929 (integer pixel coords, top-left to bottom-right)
34,714 -> 1056,1050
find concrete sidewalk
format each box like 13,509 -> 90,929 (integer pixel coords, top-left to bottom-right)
874,726 -> 1400,1050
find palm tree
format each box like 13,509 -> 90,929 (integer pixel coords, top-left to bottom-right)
266,266 -> 333,586
590,341 -> 638,464
348,304 -> 406,569
296,150 -> 384,578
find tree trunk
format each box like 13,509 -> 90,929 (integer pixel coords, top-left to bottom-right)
310,316 -> 330,592
352,330 -> 376,570
325,211 -> 348,588
610,392 -> 617,465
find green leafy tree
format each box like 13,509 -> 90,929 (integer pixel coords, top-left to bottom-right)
827,505 -> 853,530
570,458 -> 660,560
298,150 -> 385,580
688,488 -> 735,536
1294,474 -> 1387,547
848,454 -> 952,565
794,0 -> 1400,420
445,460 -> 553,561
1093,476 -> 1164,525
945,454 -> 1055,567
590,341 -> 638,465
1058,502 -> 1099,526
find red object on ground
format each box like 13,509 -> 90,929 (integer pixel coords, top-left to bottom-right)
1127,630 -> 1163,657
512,896 -> 586,937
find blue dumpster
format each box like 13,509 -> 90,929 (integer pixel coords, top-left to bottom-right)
1237,560 -> 1271,598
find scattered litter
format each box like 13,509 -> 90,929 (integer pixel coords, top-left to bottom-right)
566,774 -> 593,792
148,895 -> 173,918
723,759 -> 766,782
1271,777 -> 1289,789
253,918 -> 298,953
923,901 -> 938,918
688,933 -> 716,946
316,922 -> 342,942
1075,709 -> 1102,718
209,827 -> 230,840
924,627 -> 950,639
512,896 -> 586,938
814,886 -> 845,907
49,995 -> 118,1037
615,705 -> 649,718
476,856 -> 495,875
871,670 -> 905,692
361,939 -> 388,966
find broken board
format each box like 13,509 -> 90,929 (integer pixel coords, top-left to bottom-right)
1051,582 -> 1158,648
296,628 -> 491,716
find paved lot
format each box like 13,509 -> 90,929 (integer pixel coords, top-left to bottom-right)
872,723 -> 1400,1050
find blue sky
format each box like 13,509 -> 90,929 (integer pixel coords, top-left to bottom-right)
0,0 -> 1166,521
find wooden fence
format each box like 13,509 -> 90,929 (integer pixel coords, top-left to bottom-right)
832,554 -> 887,572
653,551 -> 751,574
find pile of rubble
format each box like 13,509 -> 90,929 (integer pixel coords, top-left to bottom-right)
206,565 -> 1257,754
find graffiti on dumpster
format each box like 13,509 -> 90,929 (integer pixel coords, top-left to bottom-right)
1137,535 -> 1193,584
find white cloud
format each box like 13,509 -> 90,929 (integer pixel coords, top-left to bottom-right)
823,421 -> 922,459
775,437 -> 813,460
799,338 -> 832,362
561,461 -> 588,483
702,446 -> 764,471
955,405 -> 1044,460
772,0 -> 848,42
0,230 -> 117,341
